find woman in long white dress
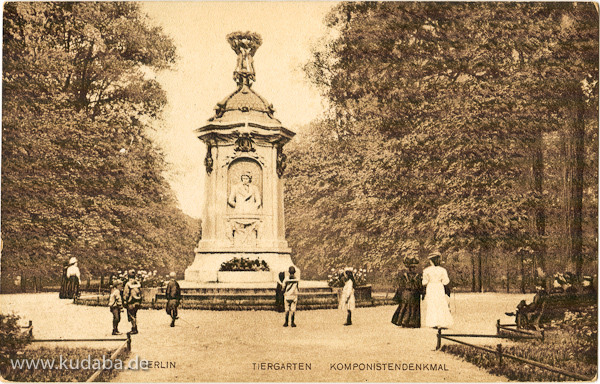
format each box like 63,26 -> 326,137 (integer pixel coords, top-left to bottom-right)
422,252 -> 453,329
338,269 -> 356,326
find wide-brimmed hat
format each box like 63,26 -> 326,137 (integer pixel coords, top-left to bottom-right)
428,251 -> 442,260
403,255 -> 419,267
69,257 -> 77,266
169,272 -> 176,278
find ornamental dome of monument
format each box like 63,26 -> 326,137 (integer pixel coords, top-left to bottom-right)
220,85 -> 272,113
208,83 -> 282,126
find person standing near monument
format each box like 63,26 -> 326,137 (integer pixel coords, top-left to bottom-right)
165,272 -> 182,327
108,281 -> 123,335
59,259 -> 69,299
422,251 -> 453,329
228,172 -> 261,214
66,257 -> 81,299
283,266 -> 299,327
123,270 -> 142,334
339,268 -> 356,326
275,271 -> 285,313
391,256 -> 423,328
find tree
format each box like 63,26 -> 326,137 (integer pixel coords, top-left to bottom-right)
2,2 -> 198,280
290,2 -> 597,289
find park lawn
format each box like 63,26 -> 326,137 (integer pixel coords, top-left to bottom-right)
441,305 -> 598,381
3,346 -> 129,382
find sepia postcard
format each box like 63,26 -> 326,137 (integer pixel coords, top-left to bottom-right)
1,1 -> 598,382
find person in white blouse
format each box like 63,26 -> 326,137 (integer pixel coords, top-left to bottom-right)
65,257 -> 81,299
422,251 -> 453,329
339,269 -> 356,326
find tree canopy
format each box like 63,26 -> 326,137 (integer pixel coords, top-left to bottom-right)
287,2 -> 598,287
2,2 -> 199,281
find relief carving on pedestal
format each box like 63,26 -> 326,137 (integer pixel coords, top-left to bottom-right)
225,218 -> 262,247
226,158 -> 263,247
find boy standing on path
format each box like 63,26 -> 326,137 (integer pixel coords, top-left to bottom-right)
123,270 -> 142,334
109,281 -> 123,335
165,272 -> 182,327
283,266 -> 299,327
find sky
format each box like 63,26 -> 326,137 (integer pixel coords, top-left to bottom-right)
141,2 -> 336,219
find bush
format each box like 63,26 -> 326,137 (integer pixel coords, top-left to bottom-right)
111,270 -> 165,288
3,346 -> 127,382
327,267 -> 368,287
0,313 -> 32,377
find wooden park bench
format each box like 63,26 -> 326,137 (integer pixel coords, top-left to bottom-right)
507,289 -> 596,331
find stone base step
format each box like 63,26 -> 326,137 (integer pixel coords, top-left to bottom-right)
163,287 -> 333,295
74,295 -> 395,311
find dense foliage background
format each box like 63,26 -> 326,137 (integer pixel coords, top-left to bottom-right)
2,2 -> 200,287
285,2 -> 598,291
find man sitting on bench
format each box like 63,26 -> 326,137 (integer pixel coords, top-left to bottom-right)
505,285 -> 547,330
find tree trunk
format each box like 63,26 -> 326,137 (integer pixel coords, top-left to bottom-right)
533,130 -> 547,288
471,253 -> 476,292
572,87 -> 585,282
520,252 -> 525,294
478,248 -> 483,293
560,130 -> 573,271
506,255 -> 510,293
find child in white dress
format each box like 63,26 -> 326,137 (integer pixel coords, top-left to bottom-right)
339,269 -> 356,326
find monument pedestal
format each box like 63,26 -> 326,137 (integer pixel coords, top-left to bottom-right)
185,250 -> 298,283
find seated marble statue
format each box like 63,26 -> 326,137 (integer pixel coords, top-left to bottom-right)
228,172 -> 261,214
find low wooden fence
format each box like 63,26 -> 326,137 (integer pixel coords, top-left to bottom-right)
25,322 -> 132,383
435,323 -> 593,381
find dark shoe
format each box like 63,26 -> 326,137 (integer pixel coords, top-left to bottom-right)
131,328 -> 139,335
344,322 -> 352,326
112,330 -> 122,335
283,322 -> 288,327
170,323 -> 175,328
291,323 -> 296,327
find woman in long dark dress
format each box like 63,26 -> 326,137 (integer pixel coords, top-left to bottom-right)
275,271 -> 285,312
391,256 -> 423,328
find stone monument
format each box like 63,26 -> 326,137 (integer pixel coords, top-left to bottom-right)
185,31 -> 297,283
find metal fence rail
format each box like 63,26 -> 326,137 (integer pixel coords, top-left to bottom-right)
436,328 -> 594,381
495,319 -> 544,339
86,335 -> 131,382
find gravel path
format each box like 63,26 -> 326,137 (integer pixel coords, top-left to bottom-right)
1,292 -> 533,382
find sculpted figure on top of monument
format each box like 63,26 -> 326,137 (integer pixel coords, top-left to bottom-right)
228,172 -> 262,214
226,31 -> 262,86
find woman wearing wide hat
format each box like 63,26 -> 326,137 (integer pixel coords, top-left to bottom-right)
391,255 -> 423,328
422,251 -> 453,329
